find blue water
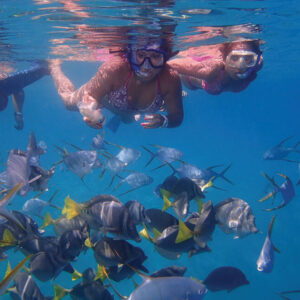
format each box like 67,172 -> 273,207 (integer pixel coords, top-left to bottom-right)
1,0 -> 300,299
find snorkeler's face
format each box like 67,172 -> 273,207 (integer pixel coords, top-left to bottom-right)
225,49 -> 259,80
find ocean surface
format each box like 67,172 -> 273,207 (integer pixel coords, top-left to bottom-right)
0,0 -> 300,299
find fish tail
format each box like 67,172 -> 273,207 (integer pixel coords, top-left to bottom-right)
161,188 -> 173,211
53,284 -> 70,300
0,229 -> 18,247
219,163 -> 234,184
62,195 -> 81,220
41,212 -> 54,229
71,269 -> 82,281
94,264 -> 107,282
175,220 -> 194,244
142,146 -> 155,167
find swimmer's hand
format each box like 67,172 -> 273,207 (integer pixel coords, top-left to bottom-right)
78,94 -> 105,129
141,113 -> 167,129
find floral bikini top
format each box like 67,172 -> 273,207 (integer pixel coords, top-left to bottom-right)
106,72 -> 165,113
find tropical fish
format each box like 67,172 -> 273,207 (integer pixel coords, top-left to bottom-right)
203,266 -> 249,292
263,136 -> 300,163
62,194 -> 140,241
114,172 -> 153,196
128,276 -> 207,300
144,208 -> 178,233
8,271 -> 51,300
259,173 -> 295,211
22,190 -> 60,218
142,144 -> 183,167
91,237 -> 148,272
116,147 -> 142,166
257,215 -> 280,273
91,133 -> 106,150
125,200 -> 150,225
54,267 -> 114,300
214,198 -> 258,238
56,147 -> 101,179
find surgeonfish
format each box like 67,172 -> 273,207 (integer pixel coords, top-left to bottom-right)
203,266 -> 249,292
257,215 -> 279,273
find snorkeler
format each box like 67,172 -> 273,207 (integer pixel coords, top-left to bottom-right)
0,61 -> 50,130
169,39 -> 263,95
49,35 -> 183,129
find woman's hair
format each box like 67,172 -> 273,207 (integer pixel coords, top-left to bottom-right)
219,39 -> 262,61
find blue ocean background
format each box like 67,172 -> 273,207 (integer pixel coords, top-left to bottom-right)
1,0 -> 300,299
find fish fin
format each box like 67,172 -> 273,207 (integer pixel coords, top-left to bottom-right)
0,229 -> 17,247
65,142 -> 82,151
259,191 -> 277,203
161,188 -> 172,211
62,195 -> 81,220
264,203 -> 285,212
99,168 -> 106,179
150,163 -> 167,172
201,177 -> 214,191
139,227 -> 153,243
106,175 -> 116,190
0,182 -> 23,207
84,236 -> 94,248
132,279 -> 139,289
101,266 -> 127,299
267,215 -> 277,237
261,172 -> 280,189
53,284 -> 70,300
0,255 -> 32,293
118,186 -> 141,197
196,198 -> 204,213
94,264 -> 106,282
41,212 -> 54,229
175,220 -> 193,244
219,163 -> 234,185
4,261 -> 12,279
277,136 -> 293,147
152,227 -> 162,242
276,173 -> 289,180
141,146 -> 155,167
273,244 -> 280,253
71,269 -> 82,281
281,158 -> 300,163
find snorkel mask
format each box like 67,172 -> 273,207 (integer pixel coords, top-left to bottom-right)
226,49 -> 261,79
127,41 -> 167,78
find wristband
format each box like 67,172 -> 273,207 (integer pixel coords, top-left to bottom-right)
161,115 -> 169,128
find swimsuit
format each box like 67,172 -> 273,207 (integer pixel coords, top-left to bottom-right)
106,72 -> 165,113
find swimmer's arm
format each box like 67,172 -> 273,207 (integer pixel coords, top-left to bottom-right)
164,71 -> 183,128
50,60 -> 117,110
168,58 -> 223,82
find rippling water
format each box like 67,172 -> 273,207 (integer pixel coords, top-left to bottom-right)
0,1 -> 300,300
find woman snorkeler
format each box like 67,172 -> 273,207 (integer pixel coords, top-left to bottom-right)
169,39 -> 263,95
49,35 -> 183,130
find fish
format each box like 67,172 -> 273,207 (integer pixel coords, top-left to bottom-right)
257,215 -> 280,273
125,200 -> 150,225
62,194 -> 141,241
114,172 -> 153,196
116,147 -> 142,166
91,237 -> 148,272
150,265 -> 187,278
54,267 -> 114,300
8,271 -> 50,300
263,136 -> 300,163
214,197 -> 258,238
144,208 -> 178,233
203,266 -> 249,292
22,190 -> 60,218
0,254 -> 32,295
91,133 -> 106,150
142,144 -> 183,168
128,276 -> 207,300
259,173 -> 295,211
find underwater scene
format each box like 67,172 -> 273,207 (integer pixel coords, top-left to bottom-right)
0,0 -> 300,299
